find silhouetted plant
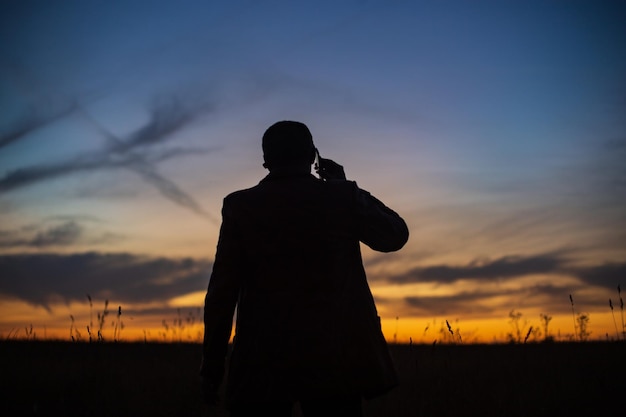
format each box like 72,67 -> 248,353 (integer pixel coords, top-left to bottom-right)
437,319 -> 462,344
576,313 -> 591,341
507,309 -> 529,343
609,298 -> 620,340
619,284 -> 625,340
113,306 -> 123,342
87,294 -> 93,342
157,308 -> 203,342
24,324 -> 35,341
540,313 -> 553,342
69,315 -> 82,342
569,294 -> 578,339
446,319 -> 453,336
524,326 -> 533,344
175,308 -> 185,342
393,316 -> 399,344
161,319 -> 170,341
96,300 -> 110,342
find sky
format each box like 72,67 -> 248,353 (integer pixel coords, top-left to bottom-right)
1,0 -> 625,343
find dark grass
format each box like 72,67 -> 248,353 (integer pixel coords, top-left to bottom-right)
368,342 -> 625,417
1,341 -> 624,416
0,341 -> 204,417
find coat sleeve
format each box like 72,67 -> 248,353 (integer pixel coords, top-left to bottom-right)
200,197 -> 242,384
354,186 -> 409,252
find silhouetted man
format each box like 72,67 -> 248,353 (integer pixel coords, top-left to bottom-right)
201,121 -> 409,417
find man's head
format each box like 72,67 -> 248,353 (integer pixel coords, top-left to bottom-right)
262,121 -> 315,170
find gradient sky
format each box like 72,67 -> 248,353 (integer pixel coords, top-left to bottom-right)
1,0 -> 625,343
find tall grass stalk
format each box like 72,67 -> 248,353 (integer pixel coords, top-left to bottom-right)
6,328 -> 17,340
24,324 -> 35,341
524,326 -> 533,344
394,316 -> 399,344
569,294 -> 578,340
113,306 -> 122,342
618,284 -> 624,340
609,299 -> 620,340
87,294 -> 93,342
69,315 -> 82,341
97,300 -> 109,342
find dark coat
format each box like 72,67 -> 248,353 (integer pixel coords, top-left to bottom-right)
202,171 -> 409,404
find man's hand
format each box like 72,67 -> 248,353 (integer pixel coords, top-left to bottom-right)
199,357 -> 224,406
201,376 -> 220,406
316,157 -> 346,181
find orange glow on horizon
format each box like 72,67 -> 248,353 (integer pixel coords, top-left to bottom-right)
2,308 -> 621,345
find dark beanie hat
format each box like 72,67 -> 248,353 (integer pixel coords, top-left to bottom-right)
262,121 -> 314,168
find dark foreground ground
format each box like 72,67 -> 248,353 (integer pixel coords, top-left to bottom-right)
1,341 -> 624,416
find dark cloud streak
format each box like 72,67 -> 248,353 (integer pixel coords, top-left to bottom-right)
81,99 -> 218,222
386,252 -> 625,291
0,151 -> 131,192
0,221 -> 83,248
31,221 -> 82,247
0,219 -> 125,248
373,253 -> 626,319
105,97 -> 209,153
575,262 -> 626,289
401,283 -> 580,317
0,252 -> 211,309
389,254 -> 566,284
0,97 -> 218,222
0,101 -> 78,149
129,160 -> 215,221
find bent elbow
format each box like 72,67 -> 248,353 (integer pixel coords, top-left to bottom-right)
369,223 -> 409,252
383,232 -> 409,252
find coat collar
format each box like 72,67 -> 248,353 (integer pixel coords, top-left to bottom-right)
260,171 -> 317,183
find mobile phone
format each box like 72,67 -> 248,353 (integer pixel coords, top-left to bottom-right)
314,149 -> 346,181
314,147 -> 325,180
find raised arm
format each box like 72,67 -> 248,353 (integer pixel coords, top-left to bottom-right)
356,188 -> 409,253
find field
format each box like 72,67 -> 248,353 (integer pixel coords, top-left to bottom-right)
1,341 -> 624,416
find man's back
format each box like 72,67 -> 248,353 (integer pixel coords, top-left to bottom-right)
202,121 -> 409,414
206,172 -> 407,403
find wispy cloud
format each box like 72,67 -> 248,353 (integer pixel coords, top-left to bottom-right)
388,254 -> 567,285
371,252 -> 625,319
384,252 -> 625,291
575,262 -> 626,289
0,252 -> 211,309
0,101 -> 79,150
0,97 -> 218,222
0,152 -> 130,192
0,218 -> 124,249
399,283 -> 577,317
103,97 -> 207,153
82,98 -> 218,222
0,221 -> 82,248
31,221 -> 82,247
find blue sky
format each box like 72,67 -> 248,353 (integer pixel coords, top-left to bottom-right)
1,0 -> 625,342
